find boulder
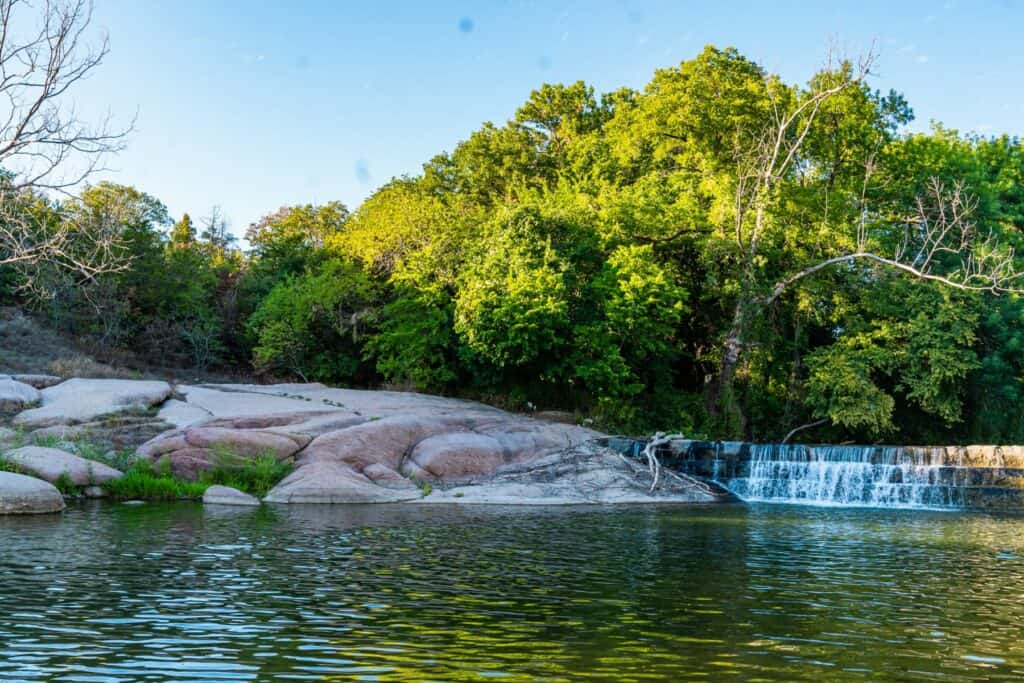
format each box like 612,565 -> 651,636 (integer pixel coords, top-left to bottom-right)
2,446 -> 122,486
13,378 -> 172,428
264,460 -> 422,504
0,377 -> 41,410
0,472 -> 65,514
203,485 -> 260,507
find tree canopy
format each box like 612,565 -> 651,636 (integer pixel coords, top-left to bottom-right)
7,45 -> 1024,444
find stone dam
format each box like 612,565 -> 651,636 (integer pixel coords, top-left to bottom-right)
642,439 -> 1024,510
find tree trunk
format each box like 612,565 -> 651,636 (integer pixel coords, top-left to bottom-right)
706,298 -> 749,435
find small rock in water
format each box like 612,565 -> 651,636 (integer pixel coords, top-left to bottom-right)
121,500 -> 145,506
203,485 -> 260,507
83,486 -> 106,498
0,472 -> 65,514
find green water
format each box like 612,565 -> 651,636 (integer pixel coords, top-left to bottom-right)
2,503 -> 1024,681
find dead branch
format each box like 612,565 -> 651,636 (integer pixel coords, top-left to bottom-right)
0,0 -> 132,287
781,417 -> 828,444
766,179 -> 1024,303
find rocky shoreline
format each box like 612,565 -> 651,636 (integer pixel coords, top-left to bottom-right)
0,376 -> 726,514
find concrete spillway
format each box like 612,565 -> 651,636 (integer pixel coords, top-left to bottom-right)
660,441 -> 1024,510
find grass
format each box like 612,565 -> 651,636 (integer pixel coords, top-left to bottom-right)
0,429 -> 294,501
95,447 -> 292,501
0,458 -> 25,475
103,460 -> 207,500
199,450 -> 293,498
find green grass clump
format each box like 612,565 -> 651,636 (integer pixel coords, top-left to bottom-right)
199,451 -> 293,498
0,458 -> 25,475
104,460 -> 206,501
8,437 -> 294,502
53,471 -> 78,495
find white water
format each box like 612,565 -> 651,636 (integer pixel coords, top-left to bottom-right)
719,444 -> 967,509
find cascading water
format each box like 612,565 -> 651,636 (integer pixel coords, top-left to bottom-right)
718,444 -> 969,509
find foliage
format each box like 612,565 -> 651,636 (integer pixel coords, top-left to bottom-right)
248,258 -> 383,382
9,45 -> 1024,443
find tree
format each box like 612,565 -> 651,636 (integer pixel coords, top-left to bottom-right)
169,213 -> 196,249
0,0 -> 132,286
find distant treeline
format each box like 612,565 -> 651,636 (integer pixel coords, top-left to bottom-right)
4,46 -> 1024,444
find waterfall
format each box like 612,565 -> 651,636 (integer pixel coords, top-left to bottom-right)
718,444 -> 968,509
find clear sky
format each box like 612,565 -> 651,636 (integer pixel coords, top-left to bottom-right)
75,0 -> 1024,237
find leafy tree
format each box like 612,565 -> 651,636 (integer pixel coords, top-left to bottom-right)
248,259 -> 383,382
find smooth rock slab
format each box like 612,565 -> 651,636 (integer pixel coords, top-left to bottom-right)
0,472 -> 65,514
157,398 -> 213,428
203,485 -> 260,507
2,446 -> 123,486
13,378 -> 172,428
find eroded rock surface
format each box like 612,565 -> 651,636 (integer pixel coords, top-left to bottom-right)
421,446 -> 730,505
13,378 -> 172,428
13,380 -> 721,505
137,417 -> 314,480
2,446 -> 122,486
0,471 -> 65,514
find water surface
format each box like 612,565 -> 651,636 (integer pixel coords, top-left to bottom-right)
2,502 -> 1024,681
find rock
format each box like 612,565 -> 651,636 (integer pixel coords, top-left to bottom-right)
175,385 -> 342,420
1,446 -> 123,486
137,423 -> 311,480
137,382 -> 718,506
0,377 -> 41,410
157,398 -> 213,428
203,485 -> 260,507
0,472 -> 65,514
0,427 -> 16,446
30,415 -> 172,452
362,463 -> 418,491
262,412 -> 603,503
421,447 -> 728,505
13,378 -> 172,428
83,485 -> 106,498
534,410 -> 578,425
11,374 -> 62,389
403,432 -> 505,482
264,460 -> 422,504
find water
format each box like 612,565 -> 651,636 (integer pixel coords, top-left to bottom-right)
3,503 -> 1024,681
721,444 -> 972,508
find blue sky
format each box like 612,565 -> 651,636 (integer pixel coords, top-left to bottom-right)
78,0 -> 1024,236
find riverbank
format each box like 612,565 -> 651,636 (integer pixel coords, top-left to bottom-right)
0,376 -> 727,513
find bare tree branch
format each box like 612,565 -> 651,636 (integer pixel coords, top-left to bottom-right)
0,0 -> 132,290
766,179 -> 1024,303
